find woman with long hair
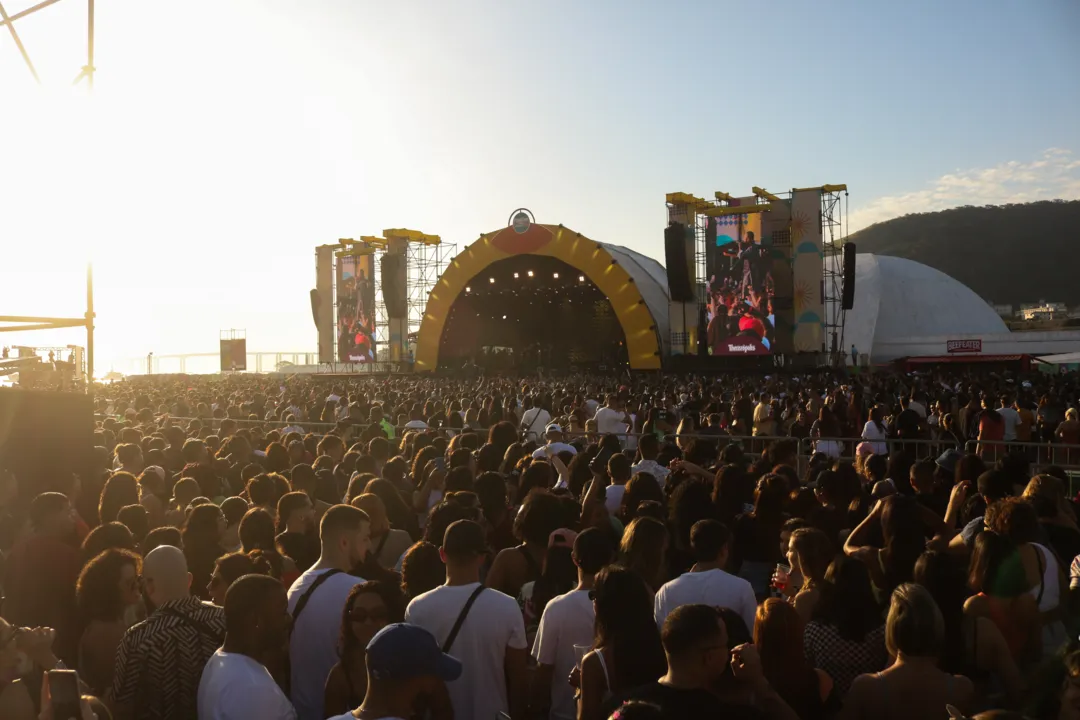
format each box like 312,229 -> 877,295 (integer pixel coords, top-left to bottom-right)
274,491 -> 319,573
182,503 -> 227,601
732,473 -> 787,599
518,530 -> 578,646
99,472 -> 140,525
812,407 -> 844,460
712,464 -> 748,528
780,527 -> 833,621
75,548 -> 142,695
860,406 -> 888,456
840,584 -> 974,719
365,478 -> 421,541
755,598 -> 833,719
844,494 -> 946,605
618,517 -> 669,594
804,556 -> 887,697
912,550 -> 968,675
964,530 -> 1041,664
617,473 -> 664,527
578,566 -> 666,720
400,541 -> 444,601
488,420 -> 519,458
206,550 -> 275,605
323,581 -> 408,717
239,506 -> 298,586
351,493 -> 412,571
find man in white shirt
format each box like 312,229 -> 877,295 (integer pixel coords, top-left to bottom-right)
287,505 -> 371,720
654,519 -> 756,632
198,574 -> 297,720
520,398 -> 552,443
406,520 -> 528,720
997,394 -> 1021,442
325,623 -> 463,720
602,453 -> 633,517
532,528 -> 613,720
531,424 -> 578,459
403,407 -> 430,431
630,434 -> 670,488
593,394 -> 629,437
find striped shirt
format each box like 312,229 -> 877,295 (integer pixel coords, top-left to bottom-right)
111,596 -> 226,720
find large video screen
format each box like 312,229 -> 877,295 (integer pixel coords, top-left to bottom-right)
337,254 -> 377,363
705,209 -> 776,356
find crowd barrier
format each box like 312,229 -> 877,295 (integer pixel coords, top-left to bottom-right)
154,416 -> 1080,481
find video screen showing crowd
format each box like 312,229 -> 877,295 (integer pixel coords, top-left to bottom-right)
705,213 -> 776,356
336,255 -> 377,363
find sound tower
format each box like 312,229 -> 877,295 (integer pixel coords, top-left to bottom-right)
380,254 -> 408,318
842,242 -> 857,310
309,289 -> 320,327
0,389 -> 94,496
664,222 -> 695,302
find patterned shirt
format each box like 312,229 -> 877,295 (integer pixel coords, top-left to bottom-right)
111,596 -> 226,720
803,621 -> 888,698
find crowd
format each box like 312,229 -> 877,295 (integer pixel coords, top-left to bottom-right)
1,367 -> 1080,720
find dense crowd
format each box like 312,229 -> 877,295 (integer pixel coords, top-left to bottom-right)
2,368 -> 1080,720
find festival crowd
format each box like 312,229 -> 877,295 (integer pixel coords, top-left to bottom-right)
2,367 -> 1080,720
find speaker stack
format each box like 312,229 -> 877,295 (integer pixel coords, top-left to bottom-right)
664,223 -> 695,302
380,254 -> 408,318
841,242 -> 856,310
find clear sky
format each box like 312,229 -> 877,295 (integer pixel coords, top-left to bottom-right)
1,0 -> 1077,373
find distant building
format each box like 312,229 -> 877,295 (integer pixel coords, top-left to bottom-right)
1020,302 -> 1067,321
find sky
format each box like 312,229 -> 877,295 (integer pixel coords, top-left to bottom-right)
0,0 -> 1077,373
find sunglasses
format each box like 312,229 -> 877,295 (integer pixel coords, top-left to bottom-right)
349,607 -> 389,624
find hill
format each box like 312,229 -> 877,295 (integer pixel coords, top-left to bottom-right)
848,199 -> 1080,307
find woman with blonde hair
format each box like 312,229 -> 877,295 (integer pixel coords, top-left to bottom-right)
839,584 -> 974,719
618,516 -> 669,594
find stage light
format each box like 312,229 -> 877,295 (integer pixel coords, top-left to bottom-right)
465,286 -> 471,293
527,270 -> 534,277
514,272 -> 519,279
502,315 -> 507,319
489,277 -> 495,284
578,275 -> 585,282
553,272 -> 559,279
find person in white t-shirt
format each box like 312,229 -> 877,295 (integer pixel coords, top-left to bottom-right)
287,505 -> 371,720
654,519 -> 756,632
593,394 -> 630,437
325,623 -> 462,720
520,398 -> 552,443
198,574 -> 297,720
997,394 -> 1021,442
531,424 -> 579,459
602,453 -> 633,517
860,406 -> 889,456
531,528 -> 614,720
405,520 -> 528,720
630,433 -> 670,489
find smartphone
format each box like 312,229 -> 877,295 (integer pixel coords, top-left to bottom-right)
48,669 -> 80,720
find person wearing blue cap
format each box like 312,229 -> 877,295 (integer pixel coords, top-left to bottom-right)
327,623 -> 462,720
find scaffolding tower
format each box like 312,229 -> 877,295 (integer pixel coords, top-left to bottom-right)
821,188 -> 849,365
404,240 -> 455,349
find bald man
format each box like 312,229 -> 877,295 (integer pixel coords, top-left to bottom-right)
109,546 -> 226,720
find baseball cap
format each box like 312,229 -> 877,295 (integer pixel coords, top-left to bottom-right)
935,449 -> 963,475
545,423 -> 563,434
366,623 -> 462,682
442,519 -> 488,558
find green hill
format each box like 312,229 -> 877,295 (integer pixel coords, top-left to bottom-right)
848,199 -> 1080,307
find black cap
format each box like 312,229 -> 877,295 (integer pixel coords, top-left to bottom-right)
442,519 -> 488,559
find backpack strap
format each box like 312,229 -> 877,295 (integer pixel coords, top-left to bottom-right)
442,585 -> 485,654
292,569 -> 345,623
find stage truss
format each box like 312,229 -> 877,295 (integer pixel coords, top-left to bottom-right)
330,234 -> 455,367
821,188 -> 849,365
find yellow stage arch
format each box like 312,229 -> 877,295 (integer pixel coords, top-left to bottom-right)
414,223 -> 665,371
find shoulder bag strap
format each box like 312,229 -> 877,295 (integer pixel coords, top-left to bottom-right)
159,607 -> 224,644
292,568 -> 344,623
442,585 -> 485,654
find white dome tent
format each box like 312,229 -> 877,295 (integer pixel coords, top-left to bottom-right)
844,254 -> 1080,364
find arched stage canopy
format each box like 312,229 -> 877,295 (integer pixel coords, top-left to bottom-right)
414,223 -> 670,371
